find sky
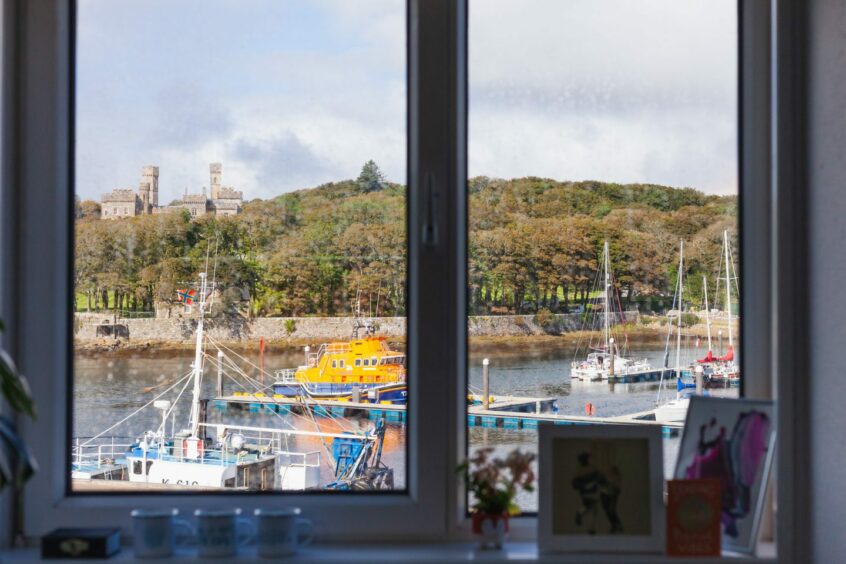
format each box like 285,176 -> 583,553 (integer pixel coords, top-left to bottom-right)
75,0 -> 737,202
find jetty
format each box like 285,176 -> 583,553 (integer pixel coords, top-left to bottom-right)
211,394 -> 681,437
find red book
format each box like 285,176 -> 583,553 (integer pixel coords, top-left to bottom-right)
666,479 -> 721,557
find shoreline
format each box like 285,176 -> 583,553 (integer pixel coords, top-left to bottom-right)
74,324 -> 739,359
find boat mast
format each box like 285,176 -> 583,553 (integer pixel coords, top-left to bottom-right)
675,241 -> 684,384
188,272 -> 208,437
703,275 -> 712,351
604,240 -> 610,353
723,230 -> 733,348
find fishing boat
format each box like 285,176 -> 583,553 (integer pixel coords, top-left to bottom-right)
71,271 -> 393,491
571,241 -> 671,382
271,317 -> 407,405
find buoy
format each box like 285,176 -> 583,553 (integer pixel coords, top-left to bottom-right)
585,403 -> 596,416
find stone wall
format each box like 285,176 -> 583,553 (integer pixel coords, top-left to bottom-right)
74,312 -> 638,345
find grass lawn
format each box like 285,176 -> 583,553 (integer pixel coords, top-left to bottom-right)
75,290 -> 115,311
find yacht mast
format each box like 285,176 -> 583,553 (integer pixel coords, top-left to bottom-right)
188,272 -> 208,437
723,230 -> 733,347
604,240 -> 610,352
675,241 -> 684,383
703,275 -> 712,351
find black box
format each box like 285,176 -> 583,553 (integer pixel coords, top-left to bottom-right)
41,528 -> 121,559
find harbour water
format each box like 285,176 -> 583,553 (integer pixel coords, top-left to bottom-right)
74,342 -> 738,509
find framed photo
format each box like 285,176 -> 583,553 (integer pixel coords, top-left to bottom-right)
674,396 -> 776,555
538,424 -> 666,553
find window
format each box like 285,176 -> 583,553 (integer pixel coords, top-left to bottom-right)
467,0 -> 740,513
71,0 -> 407,495
8,0 -> 789,550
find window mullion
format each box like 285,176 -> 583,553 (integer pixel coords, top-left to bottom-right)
408,0 -> 467,533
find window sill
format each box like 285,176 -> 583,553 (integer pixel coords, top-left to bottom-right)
0,541 -> 777,563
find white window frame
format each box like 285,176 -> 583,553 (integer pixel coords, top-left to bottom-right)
0,0 -> 810,555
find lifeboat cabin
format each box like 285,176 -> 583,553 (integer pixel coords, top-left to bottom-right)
272,337 -> 407,404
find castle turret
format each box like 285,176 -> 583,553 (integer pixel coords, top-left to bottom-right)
140,165 -> 159,211
210,162 -> 222,200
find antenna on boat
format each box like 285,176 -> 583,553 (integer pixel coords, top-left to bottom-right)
351,288 -> 376,339
188,271 -> 209,438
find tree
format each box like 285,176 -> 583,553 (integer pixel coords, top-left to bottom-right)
73,174 -> 737,320
76,198 -> 101,221
356,160 -> 387,193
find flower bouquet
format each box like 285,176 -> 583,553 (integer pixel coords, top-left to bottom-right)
457,447 -> 536,549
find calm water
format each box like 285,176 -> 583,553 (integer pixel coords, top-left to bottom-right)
74,342 -> 737,509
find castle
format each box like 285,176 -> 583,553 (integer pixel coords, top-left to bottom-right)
100,163 -> 244,219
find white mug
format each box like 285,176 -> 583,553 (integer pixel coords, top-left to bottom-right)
194,508 -> 255,558
131,509 -> 194,559
254,508 -> 314,558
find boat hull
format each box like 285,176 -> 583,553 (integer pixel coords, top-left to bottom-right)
654,397 -> 690,423
272,382 -> 408,404
572,367 -> 676,383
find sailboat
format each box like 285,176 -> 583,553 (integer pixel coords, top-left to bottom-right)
695,229 -> 740,384
654,240 -> 696,423
72,270 -> 392,491
571,241 -> 670,382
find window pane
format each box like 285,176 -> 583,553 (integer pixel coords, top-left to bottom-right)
73,0 -> 406,493
467,0 -> 739,513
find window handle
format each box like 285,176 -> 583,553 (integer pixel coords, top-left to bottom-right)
422,172 -> 439,249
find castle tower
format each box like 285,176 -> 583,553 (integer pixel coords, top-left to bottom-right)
138,181 -> 152,213
140,165 -> 159,211
210,162 -> 222,200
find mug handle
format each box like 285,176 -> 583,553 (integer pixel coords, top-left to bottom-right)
296,518 -> 314,547
236,517 -> 256,547
173,519 -> 195,547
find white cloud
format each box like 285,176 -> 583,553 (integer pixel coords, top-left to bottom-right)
469,0 -> 737,194
74,0 -> 736,201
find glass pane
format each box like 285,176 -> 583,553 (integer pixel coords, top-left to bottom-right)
73,0 -> 407,493
467,0 -> 739,513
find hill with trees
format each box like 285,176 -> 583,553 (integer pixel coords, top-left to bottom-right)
74,163 -> 737,318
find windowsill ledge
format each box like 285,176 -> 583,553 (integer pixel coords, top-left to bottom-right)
0,541 -> 777,563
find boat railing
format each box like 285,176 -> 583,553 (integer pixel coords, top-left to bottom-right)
274,368 -> 297,383
154,433 -> 284,466
325,342 -> 351,354
71,437 -> 134,470
277,450 -> 321,469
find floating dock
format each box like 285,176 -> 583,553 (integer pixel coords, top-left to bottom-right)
211,395 -> 680,436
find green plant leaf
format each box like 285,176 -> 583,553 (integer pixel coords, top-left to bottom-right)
0,415 -> 38,490
0,350 -> 36,418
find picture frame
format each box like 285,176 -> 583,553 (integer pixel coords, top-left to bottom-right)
674,396 -> 776,555
538,423 -> 666,554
